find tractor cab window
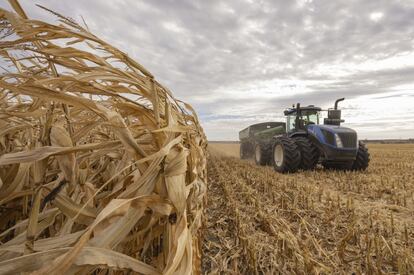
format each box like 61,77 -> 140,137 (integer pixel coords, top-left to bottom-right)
286,114 -> 296,132
304,112 -> 320,125
287,111 -> 320,132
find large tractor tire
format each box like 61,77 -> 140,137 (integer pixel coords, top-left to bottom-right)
272,137 -> 301,173
254,143 -> 270,166
293,136 -> 320,170
351,141 -> 370,171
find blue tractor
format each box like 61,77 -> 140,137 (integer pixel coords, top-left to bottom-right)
271,98 -> 370,173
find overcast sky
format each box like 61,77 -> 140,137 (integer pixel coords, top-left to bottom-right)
2,0 -> 414,140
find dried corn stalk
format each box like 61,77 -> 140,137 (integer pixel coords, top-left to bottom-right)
0,3 -> 207,274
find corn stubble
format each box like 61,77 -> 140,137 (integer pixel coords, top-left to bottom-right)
0,4 -> 207,275
204,144 -> 414,274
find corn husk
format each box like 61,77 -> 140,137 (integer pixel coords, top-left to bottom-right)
0,3 -> 207,274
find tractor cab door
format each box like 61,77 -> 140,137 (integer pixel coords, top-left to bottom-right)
286,112 -> 307,132
286,113 -> 297,132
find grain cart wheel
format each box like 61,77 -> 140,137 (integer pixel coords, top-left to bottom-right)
240,142 -> 248,159
293,136 -> 320,170
272,137 -> 301,173
351,141 -> 370,171
254,143 -> 269,166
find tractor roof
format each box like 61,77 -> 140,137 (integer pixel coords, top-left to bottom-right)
284,105 -> 322,116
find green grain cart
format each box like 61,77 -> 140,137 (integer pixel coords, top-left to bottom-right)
239,122 -> 286,165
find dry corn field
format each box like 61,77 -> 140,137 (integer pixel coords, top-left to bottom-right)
203,143 -> 414,274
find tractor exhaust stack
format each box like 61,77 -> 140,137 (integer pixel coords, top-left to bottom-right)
334,98 -> 345,110
325,98 -> 345,126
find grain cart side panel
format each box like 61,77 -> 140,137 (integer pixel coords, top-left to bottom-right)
253,125 -> 285,141
239,127 -> 250,141
239,122 -> 286,159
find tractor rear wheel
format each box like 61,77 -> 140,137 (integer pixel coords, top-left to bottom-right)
272,137 -> 301,173
294,136 -> 320,170
351,141 -> 370,170
254,144 -> 270,166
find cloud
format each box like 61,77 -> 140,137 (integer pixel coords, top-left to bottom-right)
2,0 -> 414,140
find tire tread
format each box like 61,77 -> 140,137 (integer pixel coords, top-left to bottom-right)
352,141 -> 370,170
294,136 -> 319,170
272,137 -> 301,173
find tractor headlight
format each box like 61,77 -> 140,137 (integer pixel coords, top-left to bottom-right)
335,133 -> 343,148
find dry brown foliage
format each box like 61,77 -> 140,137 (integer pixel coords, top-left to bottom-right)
0,2 -> 207,274
204,144 -> 414,274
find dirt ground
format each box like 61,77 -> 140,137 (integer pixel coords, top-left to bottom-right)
203,143 -> 414,274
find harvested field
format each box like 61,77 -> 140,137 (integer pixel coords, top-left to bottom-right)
208,142 -> 239,158
203,143 -> 414,274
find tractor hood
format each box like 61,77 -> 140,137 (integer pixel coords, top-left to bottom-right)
307,124 -> 358,149
314,124 -> 356,134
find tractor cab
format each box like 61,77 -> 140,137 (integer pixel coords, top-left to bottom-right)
284,98 -> 347,133
284,105 -> 322,132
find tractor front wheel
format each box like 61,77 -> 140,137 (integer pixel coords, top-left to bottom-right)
272,137 -> 301,173
294,136 -> 320,170
352,141 -> 370,171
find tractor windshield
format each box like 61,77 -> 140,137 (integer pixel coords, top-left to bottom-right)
304,112 -> 319,125
286,111 -> 320,131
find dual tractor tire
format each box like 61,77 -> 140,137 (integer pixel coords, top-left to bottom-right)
272,136 -> 320,173
252,136 -> 319,173
272,137 -> 302,173
255,137 -> 369,173
293,136 -> 320,170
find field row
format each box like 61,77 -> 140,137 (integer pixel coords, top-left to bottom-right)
203,144 -> 414,274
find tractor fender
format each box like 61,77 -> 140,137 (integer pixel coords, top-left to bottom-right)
272,134 -> 285,139
272,133 -> 287,142
304,125 -> 330,158
287,131 -> 307,139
